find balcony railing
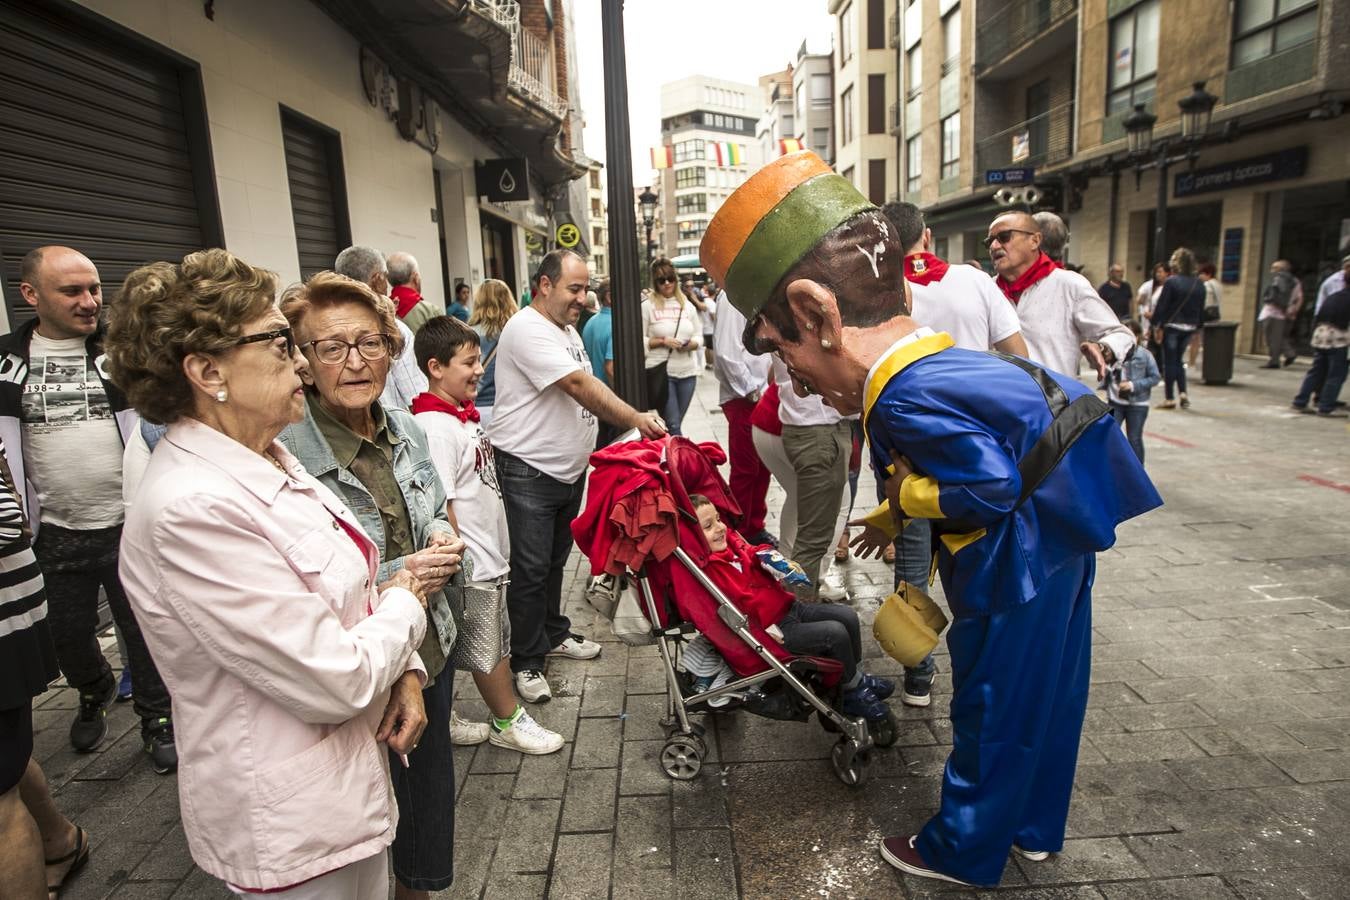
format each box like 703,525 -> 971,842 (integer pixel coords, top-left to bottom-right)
889,101 -> 902,135
975,0 -> 1077,72
974,101 -> 1074,178
889,11 -> 902,48
468,0 -> 568,120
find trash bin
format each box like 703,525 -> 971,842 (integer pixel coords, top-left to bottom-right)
1201,321 -> 1239,385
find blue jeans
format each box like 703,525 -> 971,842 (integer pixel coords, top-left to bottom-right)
1294,346 -> 1349,414
1161,327 -> 1191,400
496,451 -> 585,672
1109,403 -> 1148,463
664,374 -> 697,435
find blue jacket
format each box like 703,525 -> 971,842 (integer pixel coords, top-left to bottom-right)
864,333 -> 1162,617
1108,345 -> 1160,406
1152,274 -> 1205,330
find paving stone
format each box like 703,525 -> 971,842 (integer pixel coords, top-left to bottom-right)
1016,837 -> 1151,884
1065,792 -> 1177,839
490,798 -> 562,874
1074,762 -> 1193,798
1089,730 -> 1208,763
513,745 -> 572,799
1109,701 -> 1216,732
672,829 -> 738,899
1097,876 -> 1238,899
1124,827 -> 1326,878
579,674 -> 627,718
559,767 -> 617,832
1184,724 -> 1306,756
1164,754 -> 1293,791
548,832 -> 613,900
480,872 -> 549,900
1090,660 -> 1161,684
671,776 -> 730,828
1284,690 -> 1350,719
1265,748 -> 1350,784
974,888 -> 1102,900
613,794 -> 672,872
1087,682 -> 1147,707
619,740 -> 674,796
610,867 -> 676,900
1208,671 -> 1321,698
1222,865 -> 1350,899
571,716 -> 623,769
1194,696 -> 1311,725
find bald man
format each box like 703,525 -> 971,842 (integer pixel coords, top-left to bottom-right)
386,251 -> 440,333
0,246 -> 176,772
987,212 -> 1134,379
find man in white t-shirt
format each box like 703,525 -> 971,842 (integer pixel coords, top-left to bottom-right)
0,246 -> 175,771
487,250 -> 666,702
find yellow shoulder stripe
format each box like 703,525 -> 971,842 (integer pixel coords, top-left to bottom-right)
861,332 -> 955,433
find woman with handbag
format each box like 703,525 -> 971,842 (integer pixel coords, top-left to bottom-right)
642,258 -> 704,435
467,278 -> 518,426
412,315 -> 564,755
1150,247 -> 1206,410
277,273 -> 467,900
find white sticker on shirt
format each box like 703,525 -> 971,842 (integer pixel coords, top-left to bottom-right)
21,352 -> 112,430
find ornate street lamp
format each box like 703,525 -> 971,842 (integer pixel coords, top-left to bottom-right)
638,186 -> 658,263
1178,81 -> 1218,142
1123,103 -> 1156,158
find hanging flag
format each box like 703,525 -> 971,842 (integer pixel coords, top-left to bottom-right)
710,142 -> 744,167
651,145 -> 673,169
779,138 -> 804,155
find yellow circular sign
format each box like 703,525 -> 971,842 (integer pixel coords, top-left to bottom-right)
556,223 -> 580,248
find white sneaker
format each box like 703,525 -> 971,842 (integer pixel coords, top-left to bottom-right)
548,633 -> 602,660
1013,845 -> 1050,862
515,669 -> 552,704
449,710 -> 490,745
489,710 -> 565,755
816,570 -> 848,602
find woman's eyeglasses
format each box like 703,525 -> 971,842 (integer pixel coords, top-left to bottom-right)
655,275 -> 676,285
235,326 -> 295,356
302,334 -> 394,366
982,229 -> 1037,249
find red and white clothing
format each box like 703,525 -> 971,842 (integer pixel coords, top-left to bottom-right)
1001,258 -> 1135,377
906,253 -> 1022,351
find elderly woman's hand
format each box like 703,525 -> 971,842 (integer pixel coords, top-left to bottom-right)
402,545 -> 462,594
376,671 -> 427,755
381,568 -> 429,609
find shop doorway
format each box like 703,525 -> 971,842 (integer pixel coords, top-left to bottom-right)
480,212 -> 517,300
1276,181 -> 1350,355
1145,201 -> 1222,271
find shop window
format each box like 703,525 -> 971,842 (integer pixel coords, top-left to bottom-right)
906,135 -> 922,193
1108,0 -> 1159,115
940,113 -> 960,179
1232,0 -> 1318,67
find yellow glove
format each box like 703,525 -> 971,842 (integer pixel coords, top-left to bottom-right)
873,592 -> 940,668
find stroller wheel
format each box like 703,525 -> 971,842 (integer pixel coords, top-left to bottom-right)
660,736 -> 704,781
869,709 -> 899,749
831,739 -> 873,787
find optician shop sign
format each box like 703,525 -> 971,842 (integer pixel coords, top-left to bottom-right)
1173,146 -> 1308,199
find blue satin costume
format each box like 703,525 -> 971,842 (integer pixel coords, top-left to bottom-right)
863,333 -> 1162,886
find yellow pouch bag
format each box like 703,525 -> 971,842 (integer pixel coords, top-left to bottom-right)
873,592 -> 939,667
898,581 -> 948,634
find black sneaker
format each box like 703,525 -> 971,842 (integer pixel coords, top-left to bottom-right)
69,679 -> 117,752
143,718 -> 178,774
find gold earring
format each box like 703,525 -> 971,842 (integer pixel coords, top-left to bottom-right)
216,389 -> 228,403
820,339 -> 833,349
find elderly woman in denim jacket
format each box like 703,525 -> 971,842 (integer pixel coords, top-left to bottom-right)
279,272 -> 466,900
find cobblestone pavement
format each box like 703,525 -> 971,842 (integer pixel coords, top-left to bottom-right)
35,355 -> 1350,899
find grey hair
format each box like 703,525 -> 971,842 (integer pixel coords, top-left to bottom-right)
334,245 -> 386,285
1033,212 -> 1069,262
386,251 -> 418,287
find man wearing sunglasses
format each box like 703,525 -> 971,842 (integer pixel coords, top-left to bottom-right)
987,211 -> 1134,380
0,246 -> 177,772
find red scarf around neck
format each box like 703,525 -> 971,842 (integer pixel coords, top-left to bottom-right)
904,252 -> 950,286
996,252 -> 1057,305
411,391 -> 479,423
390,284 -> 422,319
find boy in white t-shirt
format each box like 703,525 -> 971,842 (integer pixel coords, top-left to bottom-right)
412,317 -> 564,755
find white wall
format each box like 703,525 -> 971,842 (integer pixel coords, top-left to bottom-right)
74,0 -> 451,305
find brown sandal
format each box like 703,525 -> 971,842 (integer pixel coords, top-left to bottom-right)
46,825 -> 89,899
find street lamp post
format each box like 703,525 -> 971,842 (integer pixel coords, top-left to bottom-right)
1122,81 -> 1218,268
638,186 -> 657,284
600,0 -> 646,410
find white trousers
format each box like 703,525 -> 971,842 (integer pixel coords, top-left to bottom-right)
751,426 -> 849,574
228,852 -> 388,900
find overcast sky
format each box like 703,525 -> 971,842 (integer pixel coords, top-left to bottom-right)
570,0 -> 835,185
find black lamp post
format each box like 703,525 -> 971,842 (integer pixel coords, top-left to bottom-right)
1123,81 -> 1219,269
638,186 -> 658,259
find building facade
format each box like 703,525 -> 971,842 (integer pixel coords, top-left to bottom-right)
792,42 -> 837,166
0,0 -> 588,328
587,160 -> 608,278
831,0 -> 898,206
652,75 -> 764,260
891,0 -> 1349,351
757,66 -> 796,166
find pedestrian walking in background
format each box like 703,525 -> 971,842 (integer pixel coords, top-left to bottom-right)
1291,284 -> 1350,418
1107,320 -> 1160,462
1193,262 -> 1223,368
1151,247 -> 1205,410
1137,262 -> 1167,332
278,272 -> 467,900
467,278 -> 518,427
641,258 -> 703,435
1315,254 -> 1349,314
697,281 -> 717,370
1097,263 -> 1134,321
582,280 -> 621,446
486,250 -> 665,703
1032,211 -> 1070,265
334,245 -> 427,410
386,252 -> 439,334
108,249 -> 432,898
0,435 -> 91,900
712,288 -> 776,546
2,246 -> 176,772
1259,259 -> 1303,368
411,316 -> 566,754
448,282 -> 472,322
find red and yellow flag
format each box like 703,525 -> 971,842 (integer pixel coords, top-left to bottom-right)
651,145 -> 673,169
779,138 -> 803,155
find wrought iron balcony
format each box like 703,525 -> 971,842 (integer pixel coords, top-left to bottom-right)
974,101 -> 1074,178
889,11 -> 902,49
975,0 -> 1077,75
468,0 -> 568,120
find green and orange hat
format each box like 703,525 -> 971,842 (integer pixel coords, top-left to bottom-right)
699,151 -> 875,319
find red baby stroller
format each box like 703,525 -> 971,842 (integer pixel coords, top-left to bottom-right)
573,435 -> 895,786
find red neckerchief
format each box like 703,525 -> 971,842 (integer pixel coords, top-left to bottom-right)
996,252 -> 1057,305
904,252 -> 950,286
390,284 -> 422,319
411,391 -> 479,423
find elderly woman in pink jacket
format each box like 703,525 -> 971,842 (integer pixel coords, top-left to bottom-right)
106,249 -> 451,899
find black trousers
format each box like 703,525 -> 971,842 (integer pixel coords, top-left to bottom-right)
33,523 -> 171,730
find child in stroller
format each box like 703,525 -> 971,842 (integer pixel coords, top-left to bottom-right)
688,494 -> 896,723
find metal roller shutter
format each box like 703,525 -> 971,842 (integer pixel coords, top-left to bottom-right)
0,0 -> 219,326
281,110 -> 351,280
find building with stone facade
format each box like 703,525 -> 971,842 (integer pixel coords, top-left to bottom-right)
888,0 -> 1349,352
756,66 -> 797,167
0,0 -> 589,328
792,42 -> 838,166
831,0 -> 898,205
587,160 -> 608,278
